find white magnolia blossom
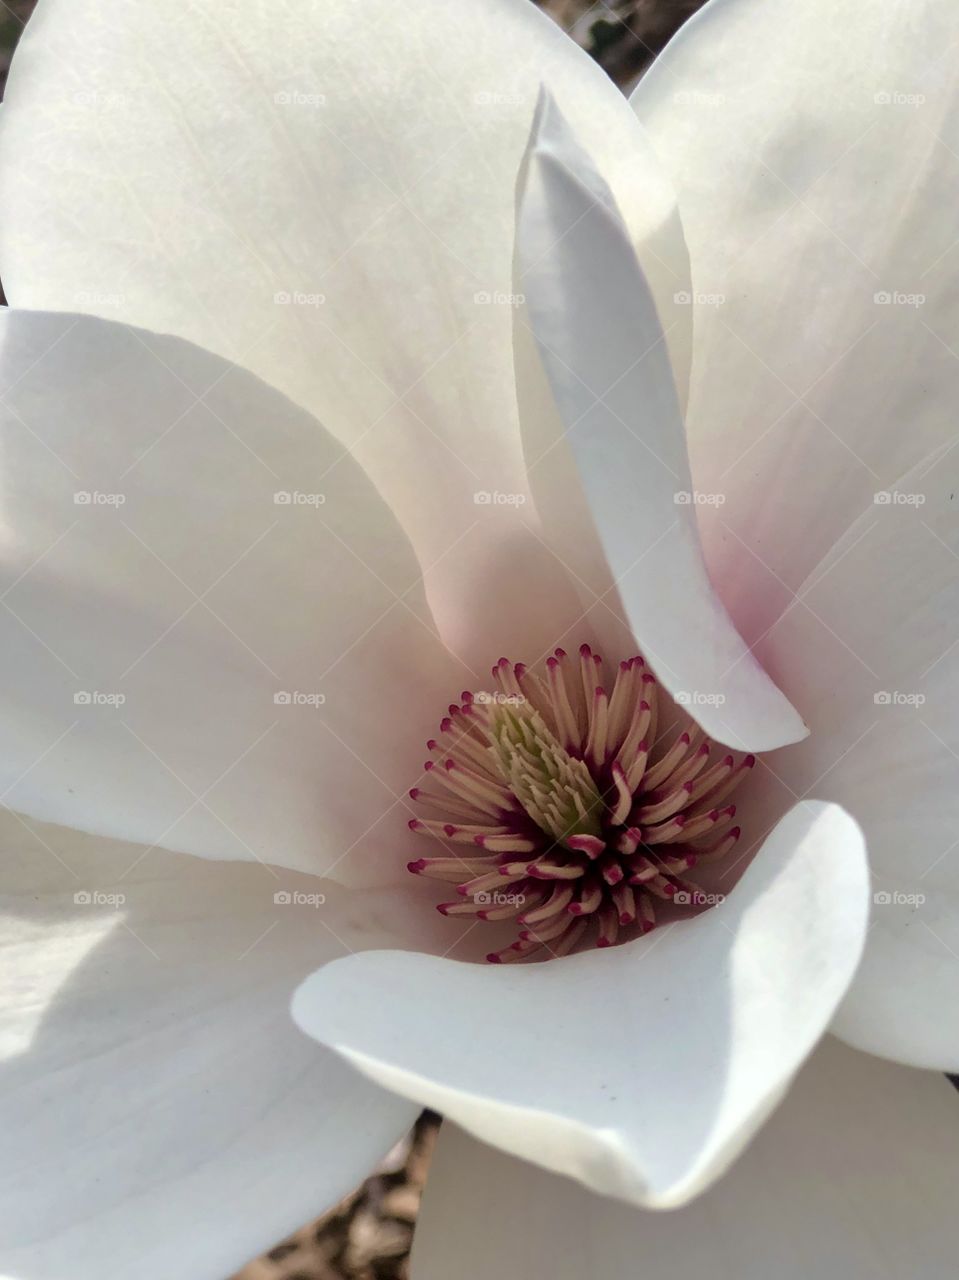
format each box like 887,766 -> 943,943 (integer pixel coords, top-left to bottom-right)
0,0 -> 958,1276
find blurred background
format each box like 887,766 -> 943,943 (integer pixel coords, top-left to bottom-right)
0,1 -> 706,1275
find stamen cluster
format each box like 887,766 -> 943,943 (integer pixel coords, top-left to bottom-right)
408,645 -> 752,962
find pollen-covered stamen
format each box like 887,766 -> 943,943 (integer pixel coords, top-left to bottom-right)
487,700 -> 603,844
408,644 -> 756,961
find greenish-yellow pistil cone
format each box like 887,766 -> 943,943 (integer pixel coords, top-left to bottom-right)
487,701 -> 603,844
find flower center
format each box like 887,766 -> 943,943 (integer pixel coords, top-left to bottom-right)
408,645 -> 753,963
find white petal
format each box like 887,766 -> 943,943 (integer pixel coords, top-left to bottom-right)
0,309 -> 465,885
0,0 -> 676,667
411,1037 -> 959,1280
758,445 -> 959,1070
0,810 -> 420,1280
632,0 -> 959,644
514,92 -> 805,752
293,801 -> 868,1208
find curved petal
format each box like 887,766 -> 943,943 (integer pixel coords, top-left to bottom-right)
0,809 -> 420,1280
514,92 -> 805,751
632,0 -> 959,644
411,1037 -> 959,1280
0,0 -> 678,666
293,801 -> 868,1209
757,444 -> 959,1070
0,308 -> 467,886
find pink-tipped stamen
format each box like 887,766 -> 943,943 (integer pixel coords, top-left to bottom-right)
408,644 -> 757,962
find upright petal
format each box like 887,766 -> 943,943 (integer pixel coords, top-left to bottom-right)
632,0 -> 959,643
758,444 -> 959,1070
0,309 -> 466,885
0,0 -> 678,664
514,93 -> 805,751
411,1038 -> 959,1280
293,802 -> 868,1208
0,810 -> 420,1280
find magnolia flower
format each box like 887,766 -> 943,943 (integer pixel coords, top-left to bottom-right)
1,0 -> 958,1276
